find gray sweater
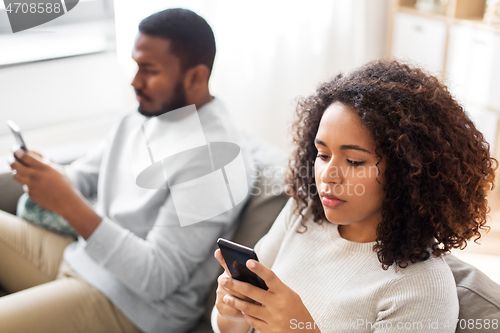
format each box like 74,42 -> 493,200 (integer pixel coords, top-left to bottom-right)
64,99 -> 254,333
212,198 -> 459,333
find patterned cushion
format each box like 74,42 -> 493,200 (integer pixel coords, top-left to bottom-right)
16,193 -> 81,238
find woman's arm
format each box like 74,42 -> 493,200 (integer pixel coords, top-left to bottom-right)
217,314 -> 252,333
374,267 -> 459,333
253,198 -> 295,267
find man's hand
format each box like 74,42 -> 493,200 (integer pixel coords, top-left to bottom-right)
9,149 -> 102,239
10,149 -> 74,215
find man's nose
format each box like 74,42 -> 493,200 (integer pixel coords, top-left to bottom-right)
131,72 -> 143,89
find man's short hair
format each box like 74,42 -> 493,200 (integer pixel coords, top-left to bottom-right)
138,8 -> 216,76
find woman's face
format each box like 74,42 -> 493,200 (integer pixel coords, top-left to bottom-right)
314,102 -> 385,237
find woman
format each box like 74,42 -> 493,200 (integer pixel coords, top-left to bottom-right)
211,60 -> 497,333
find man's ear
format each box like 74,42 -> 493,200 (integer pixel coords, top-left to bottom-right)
184,64 -> 210,90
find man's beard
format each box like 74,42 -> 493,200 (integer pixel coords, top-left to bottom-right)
137,78 -> 187,118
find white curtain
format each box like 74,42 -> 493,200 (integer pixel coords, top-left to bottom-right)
114,0 -> 389,151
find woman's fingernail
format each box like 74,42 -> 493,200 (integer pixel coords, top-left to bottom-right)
15,149 -> 24,158
11,169 -> 17,175
223,295 -> 232,304
247,260 -> 256,268
220,278 -> 228,286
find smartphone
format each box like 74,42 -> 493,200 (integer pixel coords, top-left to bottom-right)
6,120 -> 27,151
217,238 -> 268,290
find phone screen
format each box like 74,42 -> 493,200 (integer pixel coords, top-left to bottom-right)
217,238 -> 268,290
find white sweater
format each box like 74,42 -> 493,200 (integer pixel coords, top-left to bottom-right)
212,198 -> 459,333
63,98 -> 255,333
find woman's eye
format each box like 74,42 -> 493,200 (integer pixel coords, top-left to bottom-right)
347,159 -> 365,166
316,154 -> 329,160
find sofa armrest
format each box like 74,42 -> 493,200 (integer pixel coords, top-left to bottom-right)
0,171 -> 23,215
0,139 -> 97,215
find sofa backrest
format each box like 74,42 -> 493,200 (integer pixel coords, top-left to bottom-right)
445,254 -> 500,333
195,136 -> 290,330
232,137 -> 289,248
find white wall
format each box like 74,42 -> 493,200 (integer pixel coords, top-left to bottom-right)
114,0 -> 389,152
0,0 -> 389,162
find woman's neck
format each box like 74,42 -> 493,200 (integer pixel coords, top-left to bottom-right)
337,222 -> 378,243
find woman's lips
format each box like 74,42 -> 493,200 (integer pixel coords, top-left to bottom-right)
321,192 -> 346,208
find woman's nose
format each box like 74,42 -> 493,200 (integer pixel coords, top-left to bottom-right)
320,159 -> 342,185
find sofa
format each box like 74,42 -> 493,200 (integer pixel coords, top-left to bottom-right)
1,138 -> 499,333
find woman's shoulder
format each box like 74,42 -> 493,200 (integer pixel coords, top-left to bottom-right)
376,255 -> 459,329
385,254 -> 453,279
385,255 -> 456,293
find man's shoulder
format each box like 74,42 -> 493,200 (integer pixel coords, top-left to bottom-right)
197,98 -> 241,141
105,109 -> 148,139
117,109 -> 147,126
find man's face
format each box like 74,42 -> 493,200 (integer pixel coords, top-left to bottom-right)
131,33 -> 187,117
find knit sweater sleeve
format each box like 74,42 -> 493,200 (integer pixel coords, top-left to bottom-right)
63,139 -> 106,200
82,149 -> 245,302
63,117 -> 123,200
254,198 -> 296,268
374,267 -> 459,332
83,213 -> 232,302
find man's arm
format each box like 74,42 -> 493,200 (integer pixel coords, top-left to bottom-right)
84,212 -> 232,301
10,139 -> 251,302
63,138 -> 107,199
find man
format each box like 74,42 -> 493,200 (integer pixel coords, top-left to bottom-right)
0,8 -> 253,333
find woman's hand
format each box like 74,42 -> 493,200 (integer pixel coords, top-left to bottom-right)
219,259 -> 321,333
214,249 -> 252,322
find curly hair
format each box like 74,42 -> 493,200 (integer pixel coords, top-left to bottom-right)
287,60 -> 497,269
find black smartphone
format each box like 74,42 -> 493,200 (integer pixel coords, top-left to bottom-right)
217,238 -> 268,290
6,120 -> 27,151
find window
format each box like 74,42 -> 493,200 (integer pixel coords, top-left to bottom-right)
0,0 -> 115,66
